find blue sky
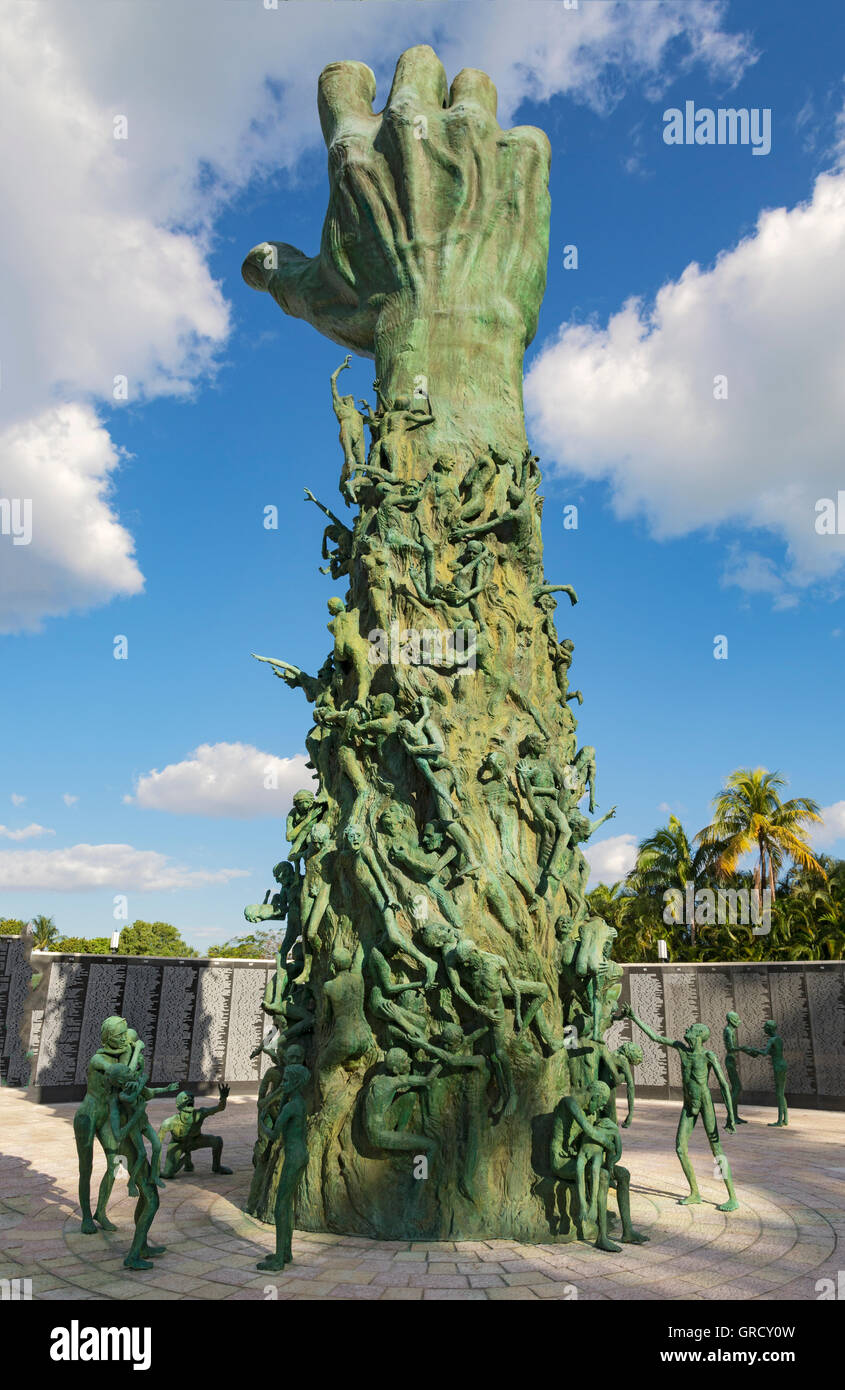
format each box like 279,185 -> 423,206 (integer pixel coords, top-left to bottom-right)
1,0 -> 843,949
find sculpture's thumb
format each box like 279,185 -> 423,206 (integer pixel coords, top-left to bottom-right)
242,241 -> 316,311
242,240 -> 375,355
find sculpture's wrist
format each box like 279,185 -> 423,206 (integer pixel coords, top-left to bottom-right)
373,296 -> 530,464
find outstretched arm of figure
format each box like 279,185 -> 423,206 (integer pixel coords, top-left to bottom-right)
412,1038 -> 484,1069
330,355 -> 351,401
623,1006 -> 679,1050
536,584 -> 578,606
198,1084 -> 230,1119
452,515 -> 502,540
589,807 -> 617,835
253,653 -> 303,680
372,379 -> 391,414
401,1063 -> 442,1089
304,488 -> 347,532
404,1036 -> 451,1064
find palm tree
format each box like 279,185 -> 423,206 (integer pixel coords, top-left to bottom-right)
779,855 -> 845,960
30,914 -> 58,950
632,814 -> 709,947
586,880 -> 625,924
696,768 -> 825,924
783,853 -> 843,900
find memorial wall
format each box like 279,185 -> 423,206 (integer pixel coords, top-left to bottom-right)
0,936 -> 32,1089
606,961 -> 845,1108
2,947 -> 844,1107
2,948 -> 276,1101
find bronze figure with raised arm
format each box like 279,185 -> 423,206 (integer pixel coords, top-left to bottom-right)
618,1003 -> 739,1210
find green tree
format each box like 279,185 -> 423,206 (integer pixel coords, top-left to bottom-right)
772,855 -> 845,961
117,920 -> 197,958
0,918 -> 28,936
696,768 -> 825,921
205,929 -> 281,959
30,914 -> 59,950
630,814 -> 710,948
52,936 -> 111,954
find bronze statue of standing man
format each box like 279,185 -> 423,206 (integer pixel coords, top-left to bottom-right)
256,1063 -> 311,1272
723,1010 -> 756,1124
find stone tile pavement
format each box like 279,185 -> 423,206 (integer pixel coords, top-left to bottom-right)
1,1089 -> 842,1301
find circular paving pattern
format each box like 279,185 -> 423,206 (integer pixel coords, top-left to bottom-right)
1,1090 -> 841,1300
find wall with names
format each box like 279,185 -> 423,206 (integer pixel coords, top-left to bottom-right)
3,947 -> 844,1107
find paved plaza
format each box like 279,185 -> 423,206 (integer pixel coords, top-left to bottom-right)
1,1088 -> 842,1302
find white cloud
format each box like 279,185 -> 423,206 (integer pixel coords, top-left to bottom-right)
10,794 -> 26,806
720,547 -> 799,609
815,801 -> 845,849
0,0 -> 750,631
0,843 -> 248,892
583,832 -> 638,884
62,794 -> 79,807
0,824 -> 55,842
125,742 -> 313,818
0,406 -> 145,632
408,1 -> 754,123
525,163 -> 845,597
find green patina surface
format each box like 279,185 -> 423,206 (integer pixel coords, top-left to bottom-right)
240,45 -> 639,1249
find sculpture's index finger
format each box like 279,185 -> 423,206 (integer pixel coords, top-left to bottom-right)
318,60 -> 377,144
385,44 -> 448,114
449,68 -> 498,120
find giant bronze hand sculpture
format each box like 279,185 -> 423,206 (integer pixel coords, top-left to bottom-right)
243,45 -> 550,462
243,46 -> 617,1247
